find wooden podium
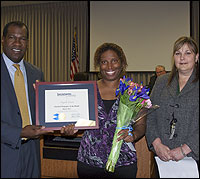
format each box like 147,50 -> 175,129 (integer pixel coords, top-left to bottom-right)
40,134 -> 79,178
40,135 -> 155,178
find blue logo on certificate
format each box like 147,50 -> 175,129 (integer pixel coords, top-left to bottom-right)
53,113 -> 66,121
53,113 -> 59,120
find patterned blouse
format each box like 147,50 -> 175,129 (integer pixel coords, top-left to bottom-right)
77,87 -> 137,168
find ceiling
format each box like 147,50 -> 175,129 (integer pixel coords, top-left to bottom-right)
1,1 -> 62,7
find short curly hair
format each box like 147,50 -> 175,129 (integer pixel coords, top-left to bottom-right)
3,21 -> 29,39
94,43 -> 128,72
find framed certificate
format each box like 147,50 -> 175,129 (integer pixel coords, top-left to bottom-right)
35,81 -> 99,130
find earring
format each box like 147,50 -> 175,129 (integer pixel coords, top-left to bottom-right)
98,72 -> 102,80
120,68 -> 126,77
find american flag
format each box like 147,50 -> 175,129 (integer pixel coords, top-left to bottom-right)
70,30 -> 79,81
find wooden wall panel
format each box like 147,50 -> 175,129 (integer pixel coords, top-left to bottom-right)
40,135 -> 155,178
40,137 -> 78,178
41,159 -> 78,178
88,72 -> 154,86
135,136 -> 155,178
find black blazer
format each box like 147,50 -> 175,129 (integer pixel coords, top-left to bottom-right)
148,75 -> 157,95
1,55 -> 44,178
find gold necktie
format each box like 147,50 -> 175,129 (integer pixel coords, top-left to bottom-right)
13,64 -> 30,128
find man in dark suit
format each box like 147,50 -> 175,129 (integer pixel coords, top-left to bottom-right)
148,65 -> 166,95
1,21 -> 53,178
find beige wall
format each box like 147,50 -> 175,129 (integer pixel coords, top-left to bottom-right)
90,1 -> 190,72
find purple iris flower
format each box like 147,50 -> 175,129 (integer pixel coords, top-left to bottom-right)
129,87 -> 150,101
145,87 -> 150,95
116,79 -> 130,96
125,77 -> 133,82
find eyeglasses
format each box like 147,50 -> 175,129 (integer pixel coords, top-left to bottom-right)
169,112 -> 177,139
156,70 -> 165,74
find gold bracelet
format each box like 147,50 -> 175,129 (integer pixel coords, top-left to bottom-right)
180,144 -> 187,157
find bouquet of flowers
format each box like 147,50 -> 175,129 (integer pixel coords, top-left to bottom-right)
105,76 -> 152,172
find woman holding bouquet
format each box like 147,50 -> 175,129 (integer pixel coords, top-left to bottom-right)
145,36 -> 199,176
61,43 -> 147,178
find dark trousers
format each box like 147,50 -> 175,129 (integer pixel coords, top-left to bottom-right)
77,161 -> 137,178
15,140 -> 40,178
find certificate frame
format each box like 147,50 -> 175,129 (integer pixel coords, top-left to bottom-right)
35,81 -> 99,130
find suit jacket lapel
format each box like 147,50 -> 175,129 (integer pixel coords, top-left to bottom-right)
167,69 -> 197,98
24,61 -> 36,124
167,75 -> 178,98
1,56 -> 19,107
178,69 -> 197,96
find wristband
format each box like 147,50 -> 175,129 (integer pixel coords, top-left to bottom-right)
116,126 -> 133,136
180,144 -> 187,157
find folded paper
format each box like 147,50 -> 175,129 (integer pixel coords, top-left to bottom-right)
155,156 -> 199,178
75,119 -> 95,127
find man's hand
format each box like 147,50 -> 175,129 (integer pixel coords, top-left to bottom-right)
20,125 -> 54,139
33,80 -> 40,90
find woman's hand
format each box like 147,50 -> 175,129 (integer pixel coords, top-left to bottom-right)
117,129 -> 135,143
170,144 -> 191,161
169,147 -> 184,161
60,124 -> 78,136
152,138 -> 172,161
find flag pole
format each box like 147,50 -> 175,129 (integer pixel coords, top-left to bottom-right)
70,27 -> 80,81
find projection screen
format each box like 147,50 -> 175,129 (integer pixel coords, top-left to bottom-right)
90,1 -> 190,71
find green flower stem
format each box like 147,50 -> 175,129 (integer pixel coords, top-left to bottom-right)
106,77 -> 151,173
106,101 -> 134,172
106,129 -> 123,172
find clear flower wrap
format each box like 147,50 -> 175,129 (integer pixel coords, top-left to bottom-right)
105,76 -> 155,172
